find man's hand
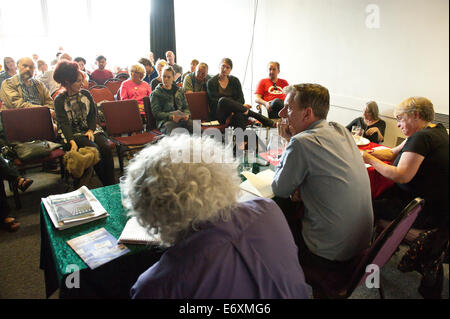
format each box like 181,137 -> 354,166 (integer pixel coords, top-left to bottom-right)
290,187 -> 302,202
85,130 -> 94,142
277,120 -> 292,142
70,140 -> 78,152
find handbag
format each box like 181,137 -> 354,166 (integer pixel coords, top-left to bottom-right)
11,140 -> 62,162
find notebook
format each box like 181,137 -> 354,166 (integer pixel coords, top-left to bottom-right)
240,169 -> 275,198
118,217 -> 161,245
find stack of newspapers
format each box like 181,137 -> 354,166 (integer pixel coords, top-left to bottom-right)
42,186 -> 109,230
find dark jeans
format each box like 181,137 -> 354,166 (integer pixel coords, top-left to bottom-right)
373,185 -> 440,229
267,98 -> 284,119
1,156 -> 20,220
217,97 -> 274,130
161,119 -> 194,135
273,196 -> 354,272
73,133 -> 116,186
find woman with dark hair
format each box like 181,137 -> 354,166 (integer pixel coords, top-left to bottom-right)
206,58 -> 275,130
346,101 -> 386,143
53,60 -> 115,186
0,57 -> 17,87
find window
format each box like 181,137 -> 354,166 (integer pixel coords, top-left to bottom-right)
0,0 -> 150,73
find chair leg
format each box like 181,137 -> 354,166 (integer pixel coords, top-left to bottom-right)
116,145 -> 124,175
378,278 -> 385,299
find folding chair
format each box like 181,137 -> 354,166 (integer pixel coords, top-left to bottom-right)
185,92 -> 230,132
1,107 -> 65,208
301,197 -> 424,299
101,100 -> 161,174
89,85 -> 115,104
104,79 -> 122,97
115,73 -> 129,81
142,96 -> 163,135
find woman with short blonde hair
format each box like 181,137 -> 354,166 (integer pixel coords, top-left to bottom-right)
119,62 -> 151,110
363,96 -> 448,231
125,134 -> 310,299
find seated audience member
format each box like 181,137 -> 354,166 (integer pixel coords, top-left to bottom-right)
181,59 -> 199,83
206,58 -> 275,130
39,52 -> 72,95
138,57 -> 158,84
119,63 -> 151,111
183,62 -> 211,93
53,60 -> 115,186
1,155 -> 33,232
272,83 -> 373,273
150,66 -> 192,135
165,51 -> 183,83
254,61 -> 289,119
150,59 -> 168,91
0,57 -> 17,88
346,101 -> 386,143
363,97 -> 448,230
124,134 -> 310,299
148,52 -> 155,65
0,57 -> 54,110
74,57 -> 90,75
36,60 -> 48,76
90,55 -> 114,85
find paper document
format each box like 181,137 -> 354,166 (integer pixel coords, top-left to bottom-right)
201,120 -> 220,126
372,146 -> 390,151
118,217 -> 161,245
240,169 -> 275,198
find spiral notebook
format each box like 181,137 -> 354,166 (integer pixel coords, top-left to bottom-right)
118,217 -> 161,245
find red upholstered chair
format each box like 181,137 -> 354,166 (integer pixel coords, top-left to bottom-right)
142,96 -> 163,135
104,79 -> 122,97
302,198 -> 424,299
101,100 -> 161,174
1,107 -> 65,208
115,73 -> 129,81
185,92 -> 230,132
89,85 -> 115,104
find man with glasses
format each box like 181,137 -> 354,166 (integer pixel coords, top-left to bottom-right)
254,61 -> 289,119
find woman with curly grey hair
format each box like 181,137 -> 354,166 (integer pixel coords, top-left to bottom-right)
124,134 -> 309,299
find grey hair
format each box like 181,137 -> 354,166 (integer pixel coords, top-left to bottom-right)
394,96 -> 435,122
122,135 -> 241,246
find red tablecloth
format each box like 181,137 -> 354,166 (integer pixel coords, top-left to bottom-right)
259,142 -> 394,199
358,142 -> 394,198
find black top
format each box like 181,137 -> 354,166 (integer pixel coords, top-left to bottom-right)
206,75 -> 245,120
150,78 -> 162,91
346,117 -> 386,143
394,123 -> 449,227
54,89 -> 97,142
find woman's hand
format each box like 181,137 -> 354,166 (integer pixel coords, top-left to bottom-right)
362,150 -> 374,164
85,130 -> 94,142
366,127 -> 379,136
70,140 -> 78,152
243,103 -> 252,109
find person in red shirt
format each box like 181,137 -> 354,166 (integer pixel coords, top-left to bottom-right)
254,61 -> 289,119
90,55 -> 114,85
119,63 -> 151,112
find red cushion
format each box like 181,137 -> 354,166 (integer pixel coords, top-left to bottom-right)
113,132 -> 158,146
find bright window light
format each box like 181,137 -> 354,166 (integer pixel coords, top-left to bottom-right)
0,0 -> 150,73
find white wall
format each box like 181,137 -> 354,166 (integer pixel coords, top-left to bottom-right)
174,0 -> 449,147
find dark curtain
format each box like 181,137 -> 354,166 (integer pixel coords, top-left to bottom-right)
150,0 -> 177,61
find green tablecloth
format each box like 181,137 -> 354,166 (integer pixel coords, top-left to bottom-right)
40,184 -> 164,298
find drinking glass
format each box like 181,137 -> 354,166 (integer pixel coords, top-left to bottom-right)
267,129 -> 286,161
239,150 -> 254,175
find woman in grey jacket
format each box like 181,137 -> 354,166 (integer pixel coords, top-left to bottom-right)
150,66 -> 193,135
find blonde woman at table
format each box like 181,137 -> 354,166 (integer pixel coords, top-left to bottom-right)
346,101 -> 386,143
123,135 -> 310,299
362,97 -> 448,230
